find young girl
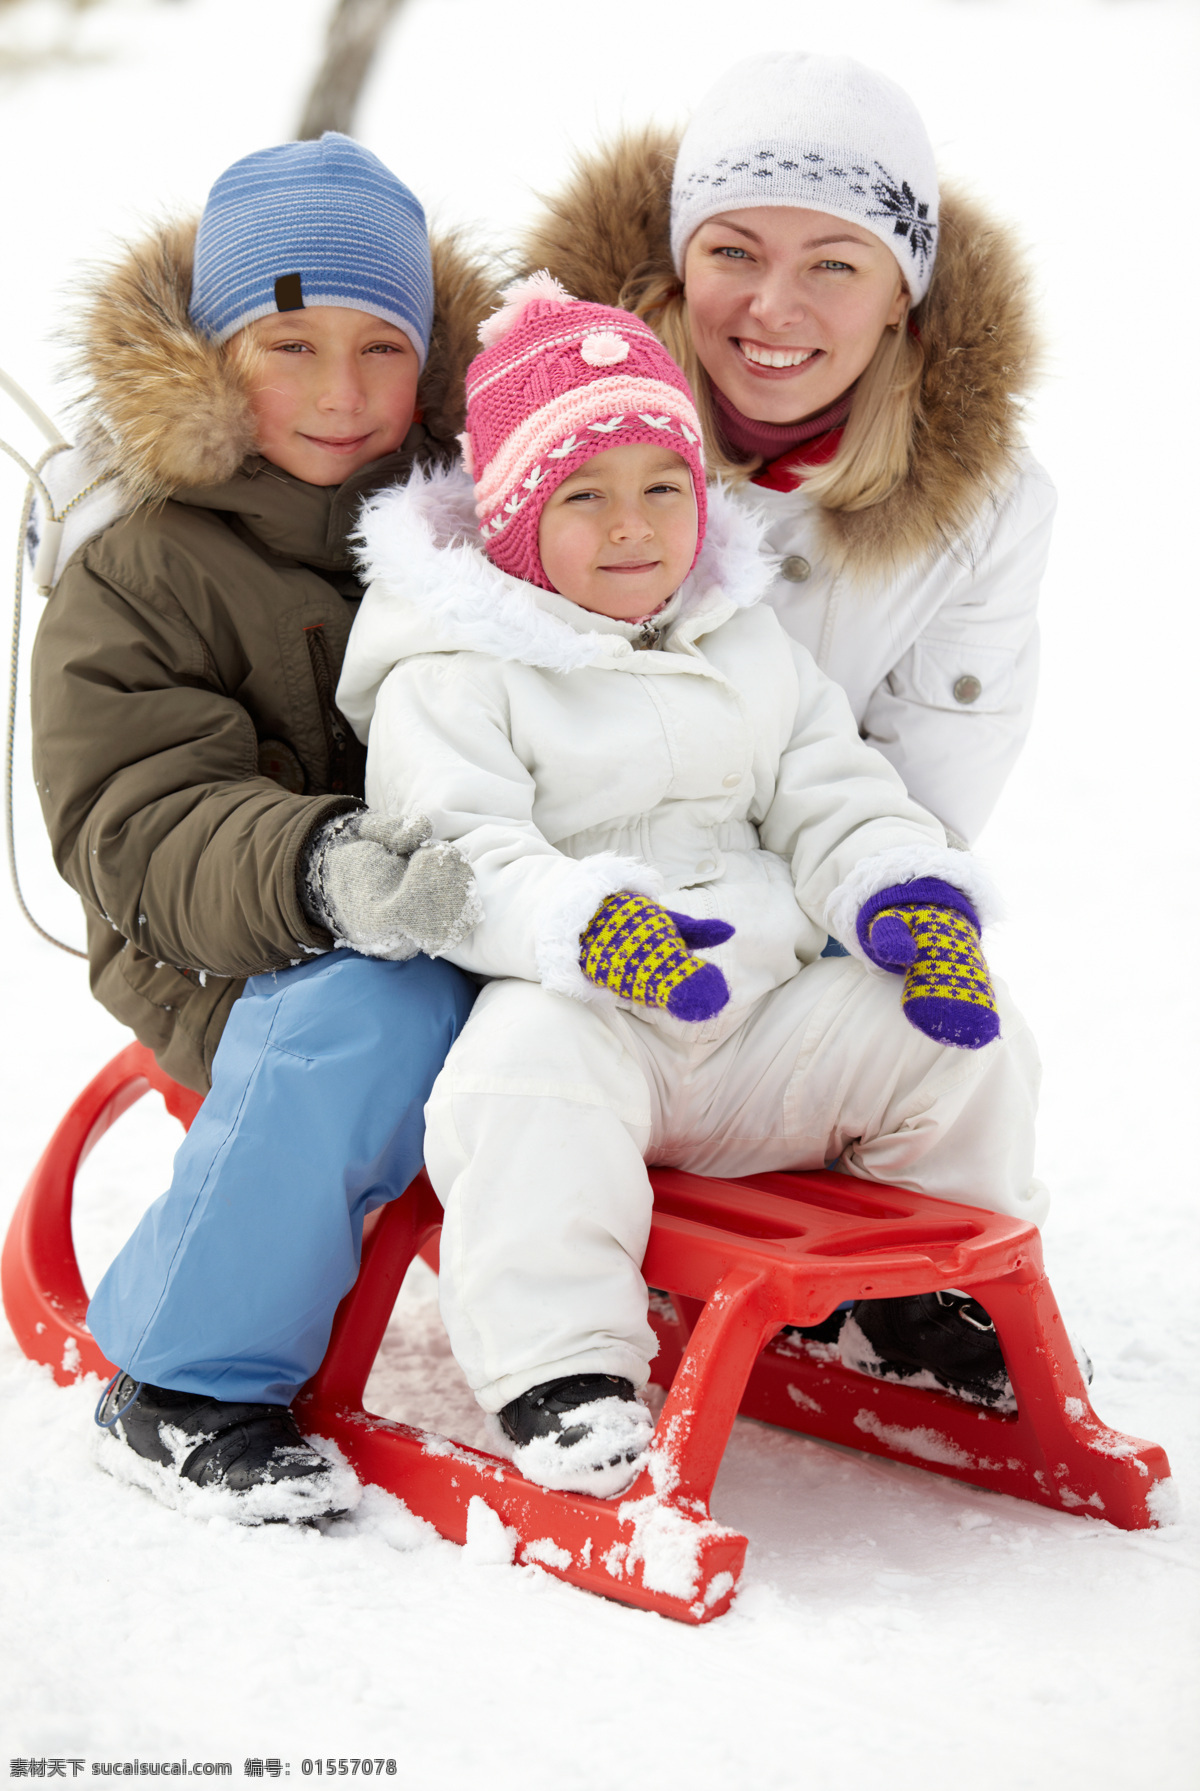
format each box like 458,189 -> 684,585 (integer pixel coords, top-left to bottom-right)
338,277 -> 1044,1497
32,134 -> 486,1521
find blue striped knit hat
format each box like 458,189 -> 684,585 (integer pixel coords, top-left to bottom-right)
189,134 -> 434,367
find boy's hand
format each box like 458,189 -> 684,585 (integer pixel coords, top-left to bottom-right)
302,812 -> 481,960
856,877 -> 999,1049
579,892 -> 733,1022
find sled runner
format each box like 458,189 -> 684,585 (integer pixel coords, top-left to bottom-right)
3,1042 -> 1174,1624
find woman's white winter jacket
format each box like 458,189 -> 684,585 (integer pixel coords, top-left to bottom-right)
339,469 -> 996,1037
740,454 -> 1055,846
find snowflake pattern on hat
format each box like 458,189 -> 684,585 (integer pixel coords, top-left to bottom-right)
678,149 -> 936,277
867,164 -> 937,273
668,54 -> 941,300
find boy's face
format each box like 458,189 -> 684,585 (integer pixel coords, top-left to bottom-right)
234,306 -> 420,485
537,444 -> 698,619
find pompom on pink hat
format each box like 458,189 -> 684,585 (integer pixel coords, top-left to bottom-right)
461,272 -> 708,593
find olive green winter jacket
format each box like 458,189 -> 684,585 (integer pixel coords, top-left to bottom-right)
29,217 -> 493,1092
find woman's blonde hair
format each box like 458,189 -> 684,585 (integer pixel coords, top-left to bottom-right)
619,265 -> 925,511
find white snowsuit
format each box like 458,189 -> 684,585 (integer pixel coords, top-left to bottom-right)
339,468 -> 1043,1412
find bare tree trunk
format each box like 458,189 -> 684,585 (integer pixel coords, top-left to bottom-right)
296,0 -> 406,141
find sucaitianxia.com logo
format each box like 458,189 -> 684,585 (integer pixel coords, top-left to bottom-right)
11,1764 -> 401,1781
9,1764 -> 233,1779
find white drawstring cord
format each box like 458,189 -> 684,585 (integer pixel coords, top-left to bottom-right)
0,364 -> 68,449
2,364 -> 112,959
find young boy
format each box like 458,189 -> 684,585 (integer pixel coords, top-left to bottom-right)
338,276 -> 1044,1496
31,135 -> 486,1522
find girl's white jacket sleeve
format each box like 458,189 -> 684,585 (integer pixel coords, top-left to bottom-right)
757,640 -> 1000,955
362,653 -> 660,1000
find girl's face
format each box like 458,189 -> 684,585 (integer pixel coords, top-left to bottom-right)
682,207 -> 907,423
234,305 -> 420,485
537,443 -> 698,619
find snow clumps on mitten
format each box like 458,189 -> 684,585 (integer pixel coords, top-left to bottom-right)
302,811 -> 482,960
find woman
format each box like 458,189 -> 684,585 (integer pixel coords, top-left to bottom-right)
517,52 -> 1055,849
515,52 -> 1059,1393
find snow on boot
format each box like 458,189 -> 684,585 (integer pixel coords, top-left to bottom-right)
841,1292 -> 1016,1410
94,1374 -> 361,1524
496,1374 -> 654,1499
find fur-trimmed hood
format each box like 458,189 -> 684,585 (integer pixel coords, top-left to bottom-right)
65,216 -> 497,506
515,128 -> 1042,579
338,462 -> 772,740
338,455 -> 989,1034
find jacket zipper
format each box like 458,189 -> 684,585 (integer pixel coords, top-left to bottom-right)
304,623 -> 360,795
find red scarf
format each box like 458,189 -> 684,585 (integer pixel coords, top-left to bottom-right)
752,425 -> 845,493
711,385 -> 851,494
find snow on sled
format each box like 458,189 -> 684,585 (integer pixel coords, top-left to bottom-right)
3,1041 -> 1175,1624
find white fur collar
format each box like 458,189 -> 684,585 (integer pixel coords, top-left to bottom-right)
353,460 -> 772,675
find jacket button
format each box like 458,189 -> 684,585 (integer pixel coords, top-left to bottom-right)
722,772 -> 741,788
953,675 -> 983,705
780,554 -> 811,582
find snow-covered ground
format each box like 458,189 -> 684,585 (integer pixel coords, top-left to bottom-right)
1,1 -> 1197,1784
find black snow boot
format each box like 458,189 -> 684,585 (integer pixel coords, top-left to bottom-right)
94,1373 -> 359,1523
779,1306 -> 851,1347
845,1291 -> 1013,1406
497,1373 -> 654,1498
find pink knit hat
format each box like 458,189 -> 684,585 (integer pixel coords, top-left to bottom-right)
461,272 -> 707,592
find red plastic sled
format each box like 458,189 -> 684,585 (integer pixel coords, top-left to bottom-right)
3,1041 -> 1174,1624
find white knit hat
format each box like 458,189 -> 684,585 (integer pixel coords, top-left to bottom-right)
671,54 -> 940,302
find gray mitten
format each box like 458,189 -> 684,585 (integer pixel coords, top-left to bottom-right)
301,811 -> 482,960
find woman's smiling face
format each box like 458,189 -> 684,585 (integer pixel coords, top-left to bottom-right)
682,207 -> 907,424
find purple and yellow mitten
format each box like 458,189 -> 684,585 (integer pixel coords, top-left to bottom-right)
579,894 -> 733,1022
857,877 -> 999,1049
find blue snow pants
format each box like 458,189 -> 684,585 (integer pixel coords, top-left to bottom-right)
87,951 -> 476,1405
